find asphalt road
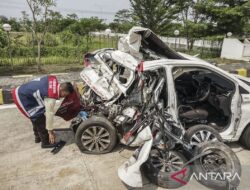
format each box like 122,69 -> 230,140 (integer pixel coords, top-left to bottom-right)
1,107 -> 250,190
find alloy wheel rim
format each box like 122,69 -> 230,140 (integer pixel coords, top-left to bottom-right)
190,130 -> 217,147
81,126 -> 110,152
150,151 -> 184,172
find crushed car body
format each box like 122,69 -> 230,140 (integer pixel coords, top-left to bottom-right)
71,27 -> 245,189
78,27 -> 250,147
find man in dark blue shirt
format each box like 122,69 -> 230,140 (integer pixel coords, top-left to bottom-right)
12,75 -> 75,148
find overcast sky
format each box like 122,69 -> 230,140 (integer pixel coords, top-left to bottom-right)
0,0 -> 131,22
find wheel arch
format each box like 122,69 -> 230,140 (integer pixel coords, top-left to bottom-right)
232,119 -> 250,141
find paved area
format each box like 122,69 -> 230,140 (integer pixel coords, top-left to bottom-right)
1,107 -> 250,190
218,62 -> 250,71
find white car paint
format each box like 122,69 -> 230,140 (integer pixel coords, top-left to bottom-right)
80,50 -> 139,101
82,26 -> 250,144
142,58 -> 250,142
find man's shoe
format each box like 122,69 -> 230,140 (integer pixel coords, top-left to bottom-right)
35,137 -> 41,143
41,142 -> 56,149
51,141 -> 66,154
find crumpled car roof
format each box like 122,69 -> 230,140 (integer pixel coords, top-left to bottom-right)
118,26 -> 187,60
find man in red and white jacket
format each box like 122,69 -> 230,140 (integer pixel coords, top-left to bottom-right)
12,75 -> 77,148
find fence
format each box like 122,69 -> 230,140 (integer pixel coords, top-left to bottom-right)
0,34 -> 119,68
0,32 -> 222,70
160,37 -> 222,58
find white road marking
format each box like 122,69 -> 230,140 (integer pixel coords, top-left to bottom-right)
0,104 -> 16,109
12,75 -> 33,78
50,73 -> 68,76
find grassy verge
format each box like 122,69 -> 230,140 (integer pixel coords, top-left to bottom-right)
0,56 -> 84,76
0,56 -> 82,66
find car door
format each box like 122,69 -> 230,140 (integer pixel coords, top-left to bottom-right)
167,64 -> 242,140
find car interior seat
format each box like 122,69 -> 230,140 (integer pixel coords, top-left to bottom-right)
178,105 -> 208,122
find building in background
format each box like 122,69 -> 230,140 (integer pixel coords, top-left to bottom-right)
221,38 -> 250,61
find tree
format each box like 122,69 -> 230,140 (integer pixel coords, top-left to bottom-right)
67,13 -> 78,21
20,11 -> 32,32
0,15 -> 8,23
110,9 -> 135,33
0,16 -> 8,48
69,17 -> 107,50
243,1 -> 250,35
175,0 -> 209,50
0,16 -> 21,32
114,9 -> 133,24
0,28 -> 7,48
25,0 -> 55,71
244,21 -> 250,35
61,14 -> 78,30
69,17 -> 106,36
70,17 -> 106,36
174,0 -> 250,50
47,11 -> 63,33
197,0 -> 250,36
130,0 -> 178,35
8,17 -> 22,31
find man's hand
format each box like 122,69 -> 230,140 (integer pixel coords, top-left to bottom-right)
48,130 -> 56,144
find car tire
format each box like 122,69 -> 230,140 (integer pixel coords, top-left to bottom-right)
75,116 -> 117,154
193,141 -> 241,189
239,125 -> 250,150
142,149 -> 192,189
184,124 -> 222,148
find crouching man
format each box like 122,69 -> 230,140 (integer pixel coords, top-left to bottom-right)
12,75 -> 74,148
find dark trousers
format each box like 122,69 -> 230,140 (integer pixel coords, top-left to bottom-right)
31,115 -> 49,144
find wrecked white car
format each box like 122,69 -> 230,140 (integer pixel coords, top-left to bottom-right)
71,27 -> 250,155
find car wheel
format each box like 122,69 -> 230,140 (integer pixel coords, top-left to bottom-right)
184,124 -> 222,148
75,116 -> 117,154
142,149 -> 192,189
239,125 -> 250,150
193,141 -> 241,189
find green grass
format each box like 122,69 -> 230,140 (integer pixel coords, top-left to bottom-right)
0,62 -> 84,76
0,56 -> 85,76
0,56 -> 82,66
0,34 -> 119,71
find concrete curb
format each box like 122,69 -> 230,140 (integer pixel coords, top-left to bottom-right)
0,86 -> 13,105
12,75 -> 33,78
228,68 -> 248,77
0,89 -> 3,105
